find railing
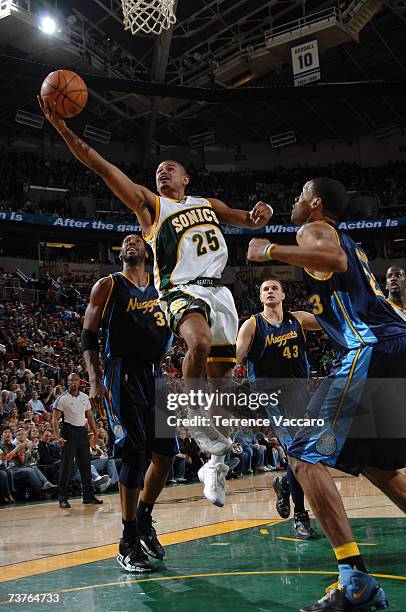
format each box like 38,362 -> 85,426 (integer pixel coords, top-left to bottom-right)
31,358 -> 60,380
265,6 -> 343,44
0,287 -> 62,304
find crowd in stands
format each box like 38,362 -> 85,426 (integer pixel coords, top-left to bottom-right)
1,149 -> 405,223
1,148 -> 403,504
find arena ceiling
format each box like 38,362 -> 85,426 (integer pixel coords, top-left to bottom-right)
0,0 -> 406,160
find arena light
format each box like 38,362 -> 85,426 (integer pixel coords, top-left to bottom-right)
40,16 -> 57,34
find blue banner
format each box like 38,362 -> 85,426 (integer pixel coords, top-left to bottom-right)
0,210 -> 404,234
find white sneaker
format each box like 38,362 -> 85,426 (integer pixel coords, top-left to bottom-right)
198,462 -> 229,507
187,409 -> 232,456
94,475 -> 111,493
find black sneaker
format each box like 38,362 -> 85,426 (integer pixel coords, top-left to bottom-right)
272,476 -> 291,519
59,500 -> 71,509
117,538 -> 154,573
294,510 -> 321,540
82,496 -> 103,505
138,515 -> 165,559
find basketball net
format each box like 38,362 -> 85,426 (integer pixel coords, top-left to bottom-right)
121,0 -> 176,36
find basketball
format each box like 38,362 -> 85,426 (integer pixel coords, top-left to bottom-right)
40,69 -> 88,119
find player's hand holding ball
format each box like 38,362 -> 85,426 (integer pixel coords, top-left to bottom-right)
37,94 -> 67,134
247,238 -> 272,262
249,201 -> 273,226
37,69 -> 88,133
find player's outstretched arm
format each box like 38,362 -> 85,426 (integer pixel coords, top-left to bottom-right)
37,96 -> 156,231
247,221 -> 347,274
236,317 -> 256,363
209,198 -> 273,228
292,311 -> 322,331
82,277 -> 113,413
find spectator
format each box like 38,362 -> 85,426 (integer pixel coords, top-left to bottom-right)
27,391 -> 48,417
234,427 -> 271,473
8,407 -> 19,426
0,427 -> 57,499
87,432 -> 119,489
14,390 -> 26,416
0,390 -> 16,417
0,444 -> 15,503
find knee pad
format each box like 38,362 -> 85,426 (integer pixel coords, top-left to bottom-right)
119,458 -> 145,489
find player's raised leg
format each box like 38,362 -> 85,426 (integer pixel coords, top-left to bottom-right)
178,312 -> 232,457
196,360 -> 235,507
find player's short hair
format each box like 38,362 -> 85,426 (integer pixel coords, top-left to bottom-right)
161,159 -> 189,175
260,276 -> 284,292
386,265 -> 405,277
121,234 -> 143,246
310,177 -> 349,219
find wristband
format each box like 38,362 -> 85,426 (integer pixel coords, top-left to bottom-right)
81,328 -> 99,352
263,243 -> 277,260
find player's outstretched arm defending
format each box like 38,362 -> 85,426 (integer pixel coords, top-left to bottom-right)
37,96 -> 156,235
209,198 -> 273,229
247,221 -> 347,275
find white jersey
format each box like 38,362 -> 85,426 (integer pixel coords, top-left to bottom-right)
143,195 -> 228,294
388,298 -> 406,322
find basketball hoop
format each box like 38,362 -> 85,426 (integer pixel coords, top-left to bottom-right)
121,0 -> 176,36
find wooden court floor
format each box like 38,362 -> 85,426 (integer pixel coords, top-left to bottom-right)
0,471 -> 405,611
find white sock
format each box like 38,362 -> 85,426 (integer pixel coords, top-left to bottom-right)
209,454 -> 225,467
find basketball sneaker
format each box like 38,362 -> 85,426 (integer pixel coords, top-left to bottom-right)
117,538 -> 154,573
300,565 -> 389,611
138,515 -> 166,560
272,475 -> 291,519
198,462 -> 229,507
294,511 -> 321,540
187,408 -> 232,456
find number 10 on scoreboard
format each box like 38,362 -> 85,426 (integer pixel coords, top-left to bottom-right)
291,39 -> 320,87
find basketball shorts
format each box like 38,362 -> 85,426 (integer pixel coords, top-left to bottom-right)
104,357 -> 177,463
288,335 -> 406,475
159,284 -> 238,364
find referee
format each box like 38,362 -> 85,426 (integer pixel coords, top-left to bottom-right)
52,372 -> 102,508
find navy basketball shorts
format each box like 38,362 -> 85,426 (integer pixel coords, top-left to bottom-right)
288,335 -> 406,475
104,357 -> 177,463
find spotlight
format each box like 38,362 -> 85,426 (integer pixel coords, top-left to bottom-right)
40,16 -> 56,34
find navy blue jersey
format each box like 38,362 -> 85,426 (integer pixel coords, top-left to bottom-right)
303,222 -> 406,350
246,311 -> 309,382
101,272 -> 172,361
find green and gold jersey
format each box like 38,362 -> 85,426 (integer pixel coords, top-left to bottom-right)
388,299 -> 406,322
143,195 -> 228,294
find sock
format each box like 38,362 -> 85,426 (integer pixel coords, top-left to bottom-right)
136,500 -> 154,520
287,465 -> 305,513
209,455 -> 224,467
122,518 -> 138,542
334,542 -> 368,573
